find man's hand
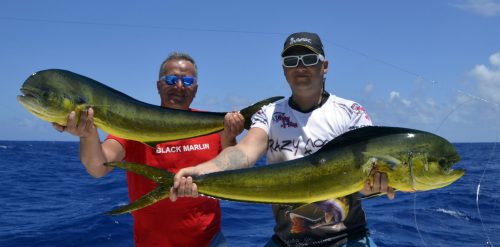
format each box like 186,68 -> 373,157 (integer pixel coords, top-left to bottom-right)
170,167 -> 201,202
220,111 -> 245,148
52,108 -> 97,138
360,172 -> 395,200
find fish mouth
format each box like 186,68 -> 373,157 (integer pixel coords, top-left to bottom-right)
18,86 -> 40,99
17,86 -> 56,122
17,87 -> 41,109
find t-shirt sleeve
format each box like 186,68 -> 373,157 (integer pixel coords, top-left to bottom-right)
250,108 -> 270,134
347,102 -> 373,130
105,134 -> 128,150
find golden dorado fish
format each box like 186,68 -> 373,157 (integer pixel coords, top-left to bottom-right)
17,69 -> 283,145
105,126 -> 464,215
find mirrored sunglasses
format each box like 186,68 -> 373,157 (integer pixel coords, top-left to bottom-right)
161,75 -> 196,87
282,54 -> 325,68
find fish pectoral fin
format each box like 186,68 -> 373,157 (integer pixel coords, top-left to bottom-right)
105,162 -> 174,184
363,153 -> 401,169
106,185 -> 171,215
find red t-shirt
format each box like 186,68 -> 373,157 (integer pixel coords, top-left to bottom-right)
107,131 -> 223,247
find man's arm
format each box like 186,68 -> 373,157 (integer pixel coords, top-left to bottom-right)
170,127 -> 268,201
53,108 -> 124,178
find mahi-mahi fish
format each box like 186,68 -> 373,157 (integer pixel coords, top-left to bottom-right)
17,69 -> 283,145
105,126 -> 464,214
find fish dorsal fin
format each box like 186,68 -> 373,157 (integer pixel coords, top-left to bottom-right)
314,126 -> 426,155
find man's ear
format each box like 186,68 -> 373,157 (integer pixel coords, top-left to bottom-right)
322,60 -> 329,74
156,80 -> 161,93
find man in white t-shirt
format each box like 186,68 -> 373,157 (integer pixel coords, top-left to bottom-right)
171,32 -> 394,247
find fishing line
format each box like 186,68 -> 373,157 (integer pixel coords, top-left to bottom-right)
475,132 -> 498,247
434,90 -> 499,247
436,89 -> 499,242
413,193 -> 427,247
0,16 -> 286,36
321,38 -> 499,246
327,37 -> 500,246
324,37 -> 500,245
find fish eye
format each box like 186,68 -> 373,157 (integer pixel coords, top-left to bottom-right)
438,158 -> 447,167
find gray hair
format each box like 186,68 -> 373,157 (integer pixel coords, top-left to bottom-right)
158,52 -> 198,79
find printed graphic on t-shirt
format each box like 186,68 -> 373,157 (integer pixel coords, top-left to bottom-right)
288,197 -> 349,234
272,112 -> 298,128
268,137 -> 329,156
252,109 -> 268,126
155,143 -> 211,154
351,103 -> 371,121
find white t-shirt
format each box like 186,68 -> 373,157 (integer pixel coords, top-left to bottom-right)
252,93 -> 373,164
250,93 -> 373,246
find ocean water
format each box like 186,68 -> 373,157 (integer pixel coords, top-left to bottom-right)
0,141 -> 499,247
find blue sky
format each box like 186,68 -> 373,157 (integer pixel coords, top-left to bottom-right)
1,0 -> 500,142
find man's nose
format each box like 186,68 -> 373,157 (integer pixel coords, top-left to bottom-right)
174,79 -> 184,89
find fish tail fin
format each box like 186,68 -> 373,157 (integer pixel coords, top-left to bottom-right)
239,96 -> 284,129
106,185 -> 171,215
104,162 -> 174,214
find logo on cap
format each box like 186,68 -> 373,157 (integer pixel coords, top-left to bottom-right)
289,37 -> 312,45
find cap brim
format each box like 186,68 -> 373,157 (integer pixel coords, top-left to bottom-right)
281,44 -> 321,56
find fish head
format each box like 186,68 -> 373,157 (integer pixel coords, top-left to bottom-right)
367,127 -> 464,192
412,139 -> 465,191
406,131 -> 464,191
17,70 -> 85,125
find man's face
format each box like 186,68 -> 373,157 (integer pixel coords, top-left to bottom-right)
157,59 -> 198,110
282,46 -> 328,92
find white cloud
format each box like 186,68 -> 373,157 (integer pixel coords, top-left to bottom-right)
452,0 -> 500,17
365,53 -> 500,142
471,52 -> 500,104
490,52 -> 500,66
19,118 -> 36,128
389,91 -> 399,100
196,94 -> 252,112
364,83 -> 374,95
389,91 -> 411,106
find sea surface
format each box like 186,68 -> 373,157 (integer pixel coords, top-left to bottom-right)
0,141 -> 499,247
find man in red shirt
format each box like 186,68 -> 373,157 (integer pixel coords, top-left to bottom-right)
53,52 -> 244,246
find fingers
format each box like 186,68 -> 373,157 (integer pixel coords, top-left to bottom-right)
169,187 -> 178,202
223,111 -> 245,137
60,108 -> 95,137
176,177 -> 199,197
362,172 -> 395,200
170,168 -> 200,201
52,123 -> 65,132
66,111 -> 77,131
76,109 -> 88,134
178,177 -> 189,197
386,187 -> 395,200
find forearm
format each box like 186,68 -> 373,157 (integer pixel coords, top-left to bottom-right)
195,146 -> 254,174
171,128 -> 267,201
79,129 -> 112,178
220,132 -> 237,149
